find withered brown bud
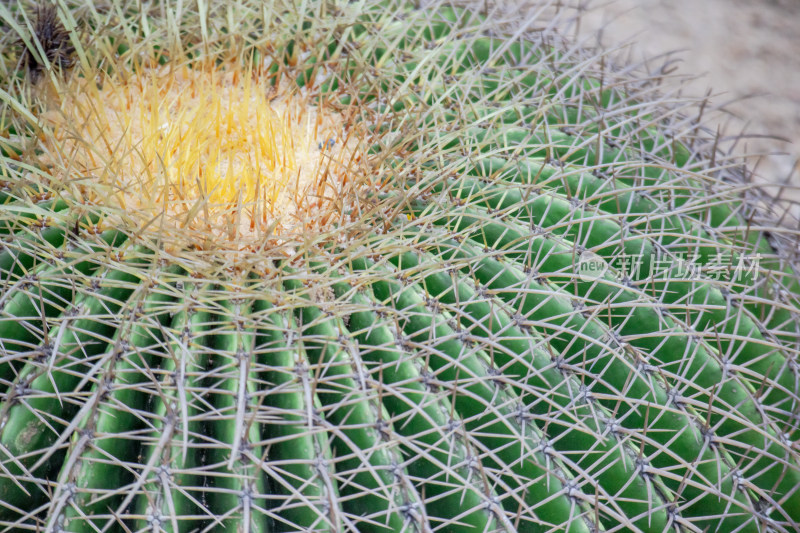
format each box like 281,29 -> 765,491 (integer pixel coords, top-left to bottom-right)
20,3 -> 75,81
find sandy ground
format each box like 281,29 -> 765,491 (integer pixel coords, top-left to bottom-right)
565,0 -> 800,203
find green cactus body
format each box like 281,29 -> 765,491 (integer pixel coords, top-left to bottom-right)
0,0 -> 799,531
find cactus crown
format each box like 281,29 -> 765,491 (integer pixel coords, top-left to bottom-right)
40,56 -> 370,248
1,0 -> 799,532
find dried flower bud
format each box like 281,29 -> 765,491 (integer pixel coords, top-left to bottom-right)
20,4 -> 75,81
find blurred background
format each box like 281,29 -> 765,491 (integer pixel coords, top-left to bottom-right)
573,0 -> 800,203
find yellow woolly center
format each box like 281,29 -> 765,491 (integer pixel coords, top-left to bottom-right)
41,60 -> 363,248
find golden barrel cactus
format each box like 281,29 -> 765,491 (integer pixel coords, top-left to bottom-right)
0,0 -> 799,531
